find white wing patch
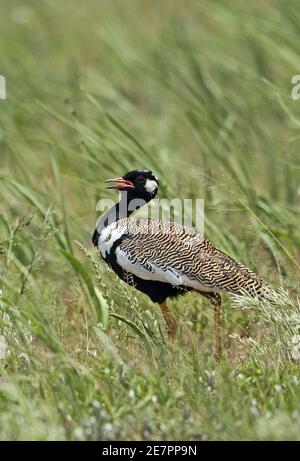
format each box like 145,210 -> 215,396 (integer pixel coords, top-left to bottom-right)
115,247 -> 217,293
98,223 -> 125,258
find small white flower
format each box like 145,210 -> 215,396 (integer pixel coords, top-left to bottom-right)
274,384 -> 282,393
128,389 -> 135,399
103,423 -> 114,434
92,400 -> 101,409
99,410 -> 107,419
74,427 -> 84,439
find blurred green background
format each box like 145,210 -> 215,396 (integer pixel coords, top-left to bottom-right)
1,0 -> 300,441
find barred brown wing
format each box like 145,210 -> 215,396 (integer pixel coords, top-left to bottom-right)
114,218 -> 267,296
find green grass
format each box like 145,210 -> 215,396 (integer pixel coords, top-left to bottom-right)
1,0 -> 300,440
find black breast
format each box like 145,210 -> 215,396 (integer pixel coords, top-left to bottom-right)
92,229 -> 100,247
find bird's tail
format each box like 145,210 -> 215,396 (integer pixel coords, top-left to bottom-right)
233,278 -> 276,304
227,265 -> 274,300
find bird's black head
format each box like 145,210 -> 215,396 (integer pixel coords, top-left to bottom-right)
105,169 -> 159,202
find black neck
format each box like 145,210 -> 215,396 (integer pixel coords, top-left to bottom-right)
96,193 -> 150,233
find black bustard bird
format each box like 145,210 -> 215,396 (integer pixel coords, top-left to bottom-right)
93,169 -> 270,358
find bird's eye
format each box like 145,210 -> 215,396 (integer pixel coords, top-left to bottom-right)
135,175 -> 145,183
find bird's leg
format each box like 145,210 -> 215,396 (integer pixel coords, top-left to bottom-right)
159,300 -> 177,341
212,294 -> 222,361
197,292 -> 222,360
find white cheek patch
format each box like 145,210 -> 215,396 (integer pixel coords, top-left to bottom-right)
145,179 -> 158,194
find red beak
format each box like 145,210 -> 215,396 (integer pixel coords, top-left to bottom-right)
105,177 -> 135,190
